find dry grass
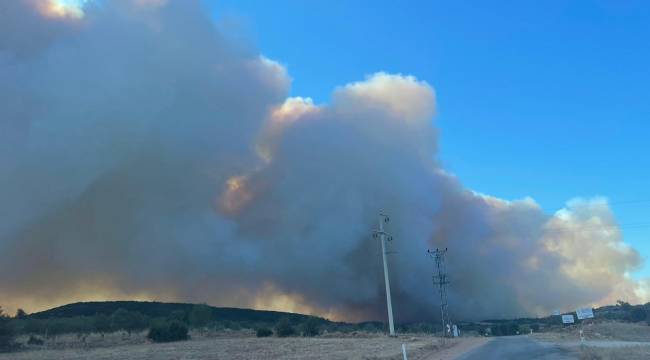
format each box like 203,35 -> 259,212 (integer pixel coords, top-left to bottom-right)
578,346 -> 650,360
533,321 -> 650,342
0,332 -> 456,360
15,330 -> 150,350
531,321 -> 650,360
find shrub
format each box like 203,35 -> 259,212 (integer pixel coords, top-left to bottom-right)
111,308 -> 147,335
519,325 -> 531,334
169,310 -> 188,323
302,317 -> 320,337
491,323 -> 520,336
27,335 -> 44,346
477,325 -> 489,336
360,322 -> 383,333
412,323 -> 435,334
275,318 -> 295,337
630,307 -> 647,322
189,304 -> 213,328
94,314 -> 111,334
256,327 -> 273,337
223,320 -> 241,331
148,321 -> 189,343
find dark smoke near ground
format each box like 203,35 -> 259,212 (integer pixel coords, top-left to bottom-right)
0,0 -> 646,322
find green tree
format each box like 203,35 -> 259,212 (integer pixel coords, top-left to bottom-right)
0,307 -> 15,352
14,309 -> 27,319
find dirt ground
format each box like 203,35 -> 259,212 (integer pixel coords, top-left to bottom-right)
0,331 -> 482,360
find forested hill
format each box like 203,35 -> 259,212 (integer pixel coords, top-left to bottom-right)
29,301 -> 320,324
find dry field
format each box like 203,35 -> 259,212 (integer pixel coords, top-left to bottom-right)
532,321 -> 650,342
0,331 -> 472,360
578,346 -> 650,360
532,321 -> 650,360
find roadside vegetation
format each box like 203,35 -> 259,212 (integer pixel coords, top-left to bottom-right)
2,299 -> 650,354
0,301 -> 397,353
463,300 -> 650,338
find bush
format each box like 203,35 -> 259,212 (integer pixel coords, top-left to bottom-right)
630,307 -> 647,322
491,323 -> 519,336
94,314 -> 111,334
410,322 -> 435,334
275,318 -> 295,337
169,310 -> 188,323
222,320 -> 241,331
27,335 -> 44,346
301,317 -> 320,337
519,325 -> 530,334
360,322 -> 383,333
148,321 -> 189,343
256,327 -> 273,337
189,304 -> 213,328
477,325 -> 489,336
111,308 -> 147,335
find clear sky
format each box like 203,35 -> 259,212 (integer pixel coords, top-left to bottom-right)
206,0 -> 650,276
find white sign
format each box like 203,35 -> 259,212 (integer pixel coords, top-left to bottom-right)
576,308 -> 594,320
562,314 -> 575,324
553,310 -> 561,316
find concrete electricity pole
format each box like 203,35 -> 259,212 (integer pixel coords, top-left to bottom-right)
374,213 -> 395,336
428,248 -> 451,338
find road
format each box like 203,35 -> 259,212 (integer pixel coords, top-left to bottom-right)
454,336 -> 577,360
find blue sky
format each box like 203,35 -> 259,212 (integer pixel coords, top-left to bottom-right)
206,1 -> 650,276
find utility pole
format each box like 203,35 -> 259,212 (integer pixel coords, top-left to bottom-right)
428,248 -> 451,338
373,213 -> 395,336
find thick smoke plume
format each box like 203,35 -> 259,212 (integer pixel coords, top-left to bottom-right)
0,0 -> 646,321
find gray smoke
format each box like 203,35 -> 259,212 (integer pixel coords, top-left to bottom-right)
0,0 -> 646,321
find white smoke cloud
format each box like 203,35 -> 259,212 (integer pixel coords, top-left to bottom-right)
0,0 -> 646,321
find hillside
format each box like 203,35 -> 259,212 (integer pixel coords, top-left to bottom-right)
29,301 -> 322,324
